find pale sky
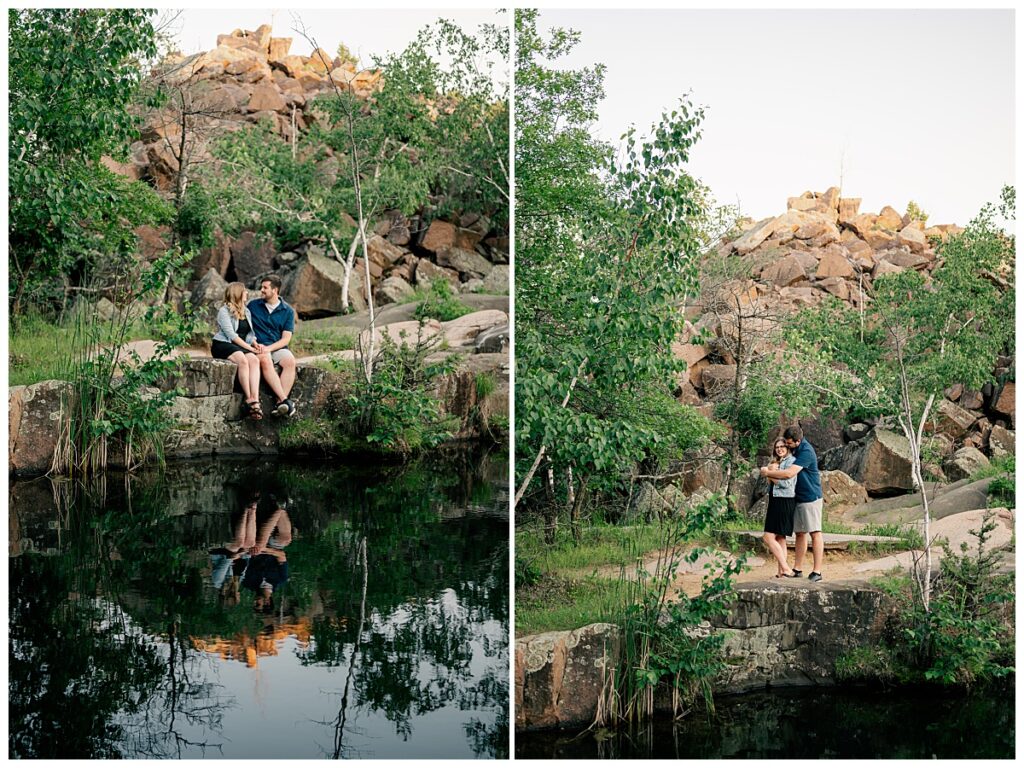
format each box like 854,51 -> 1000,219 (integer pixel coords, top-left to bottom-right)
537,9 -> 1015,226
168,8 -> 505,77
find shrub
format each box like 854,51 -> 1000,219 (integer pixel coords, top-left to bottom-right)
413,280 -> 472,322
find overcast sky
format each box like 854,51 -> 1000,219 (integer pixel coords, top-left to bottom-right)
169,8 -> 504,71
536,9 -> 1014,226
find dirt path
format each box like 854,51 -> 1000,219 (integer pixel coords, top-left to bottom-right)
575,546 -> 898,598
673,549 -> 890,597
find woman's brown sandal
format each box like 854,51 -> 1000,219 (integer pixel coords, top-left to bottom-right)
247,400 -> 263,421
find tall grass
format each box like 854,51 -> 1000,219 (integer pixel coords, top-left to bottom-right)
43,249 -> 200,476
598,494 -> 745,726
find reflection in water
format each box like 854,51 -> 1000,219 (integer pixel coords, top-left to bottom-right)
516,686 -> 1015,759
9,450 -> 509,759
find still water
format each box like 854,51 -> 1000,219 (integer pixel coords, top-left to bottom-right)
9,450 -> 509,759
517,686 -> 1014,759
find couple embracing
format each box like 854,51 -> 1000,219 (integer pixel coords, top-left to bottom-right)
211,274 -> 297,420
760,425 -> 825,582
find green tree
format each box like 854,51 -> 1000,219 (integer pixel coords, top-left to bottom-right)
8,9 -> 171,316
514,10 -> 716,537
791,188 -> 1015,609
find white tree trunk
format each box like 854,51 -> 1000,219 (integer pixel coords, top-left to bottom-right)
329,236 -> 357,314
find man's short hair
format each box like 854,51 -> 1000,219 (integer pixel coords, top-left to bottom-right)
262,273 -> 283,291
783,425 -> 803,443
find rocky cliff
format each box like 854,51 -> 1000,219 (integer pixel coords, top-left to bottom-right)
665,187 -> 1014,507
102,24 -> 508,323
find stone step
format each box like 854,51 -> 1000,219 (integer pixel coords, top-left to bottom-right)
722,530 -> 905,551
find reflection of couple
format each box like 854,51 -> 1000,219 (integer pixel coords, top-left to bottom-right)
210,275 -> 297,420
759,425 -> 825,582
211,492 -> 293,613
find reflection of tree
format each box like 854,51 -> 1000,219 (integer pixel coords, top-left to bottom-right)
329,537 -> 367,759
293,473 -> 510,758
462,666 -> 510,759
9,556 -> 164,758
8,484 -> 233,758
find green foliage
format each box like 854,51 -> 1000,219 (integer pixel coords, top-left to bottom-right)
9,9 -> 172,316
335,42 -> 358,68
174,182 -> 218,251
205,15 -> 508,253
911,514 -> 1014,685
413,279 -> 473,322
374,16 -> 509,223
346,329 -> 460,454
515,10 -> 719,514
785,190 -> 1015,608
974,454 -> 1015,507
54,248 -> 203,476
288,328 -> 356,357
987,475 -> 1014,507
516,575 -> 633,636
878,514 -> 1014,686
610,493 -> 744,722
9,312 -> 150,387
834,646 -> 898,684
475,371 -> 497,399
905,200 -> 929,224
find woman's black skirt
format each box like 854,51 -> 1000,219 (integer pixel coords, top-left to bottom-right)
764,493 -> 796,536
212,339 -> 249,360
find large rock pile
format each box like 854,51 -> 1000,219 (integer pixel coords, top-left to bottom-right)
102,24 -> 509,322
727,187 -> 960,302
111,24 -> 382,188
668,188 -> 1014,500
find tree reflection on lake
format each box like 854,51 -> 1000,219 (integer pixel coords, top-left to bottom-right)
9,449 -> 509,759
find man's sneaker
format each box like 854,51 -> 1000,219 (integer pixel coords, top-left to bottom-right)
274,398 -> 295,417
808,572 -> 823,582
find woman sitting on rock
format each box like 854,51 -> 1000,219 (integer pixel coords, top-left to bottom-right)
212,282 -> 264,420
763,438 -> 799,577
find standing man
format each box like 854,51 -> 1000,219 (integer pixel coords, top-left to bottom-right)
760,425 -> 824,582
248,274 -> 297,417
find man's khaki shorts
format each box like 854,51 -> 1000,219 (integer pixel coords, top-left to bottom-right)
270,348 -> 294,365
793,498 -> 823,533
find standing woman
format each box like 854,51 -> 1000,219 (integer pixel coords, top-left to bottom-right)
212,282 -> 264,420
762,438 -> 798,577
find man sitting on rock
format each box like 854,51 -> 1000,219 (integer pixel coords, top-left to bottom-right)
248,274 -> 297,417
760,425 -> 825,582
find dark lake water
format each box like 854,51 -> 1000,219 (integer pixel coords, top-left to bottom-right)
9,449 -> 509,759
516,686 -> 1015,759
